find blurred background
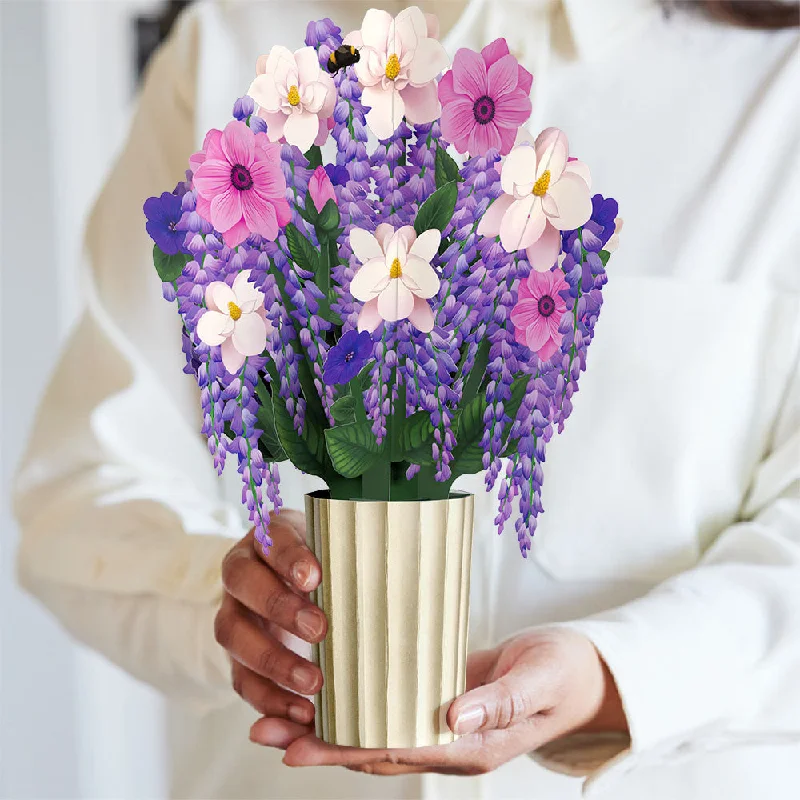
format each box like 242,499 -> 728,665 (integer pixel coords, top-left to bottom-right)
1,4 -> 188,796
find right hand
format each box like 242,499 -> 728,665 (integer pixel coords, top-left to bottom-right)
214,510 -> 326,744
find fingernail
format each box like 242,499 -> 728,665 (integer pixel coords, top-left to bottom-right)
296,608 -> 324,639
288,704 -> 313,724
291,562 -> 312,590
291,664 -> 319,693
454,705 -> 485,735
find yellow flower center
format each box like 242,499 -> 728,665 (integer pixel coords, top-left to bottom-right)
532,170 -> 551,197
228,301 -> 242,321
287,85 -> 301,107
389,257 -> 403,279
385,53 -> 401,81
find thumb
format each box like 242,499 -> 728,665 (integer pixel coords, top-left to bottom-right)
447,647 -> 555,735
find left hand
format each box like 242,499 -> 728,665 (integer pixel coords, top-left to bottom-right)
249,628 -> 628,776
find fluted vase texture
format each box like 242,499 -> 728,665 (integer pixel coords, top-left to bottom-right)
304,491 -> 475,748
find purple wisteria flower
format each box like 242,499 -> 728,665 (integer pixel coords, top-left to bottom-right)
144,191 -> 185,254
144,12 -> 620,557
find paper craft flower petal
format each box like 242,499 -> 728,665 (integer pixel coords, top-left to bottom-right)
295,46 -> 321,85
500,195 -> 545,251
501,144 -> 537,196
402,255 -> 440,298
564,159 -> 592,189
207,281 -> 237,313
232,270 -> 264,313
481,38 -> 510,68
486,53 -> 519,98
350,229 -> 384,264
221,218 -> 251,248
407,37 -> 449,85
247,74 -> 282,113
401,82 -> 441,126
452,47 -> 487,97
232,312 -> 267,356
374,223 -> 394,250
544,172 -> 593,230
409,228 -> 441,262
408,295 -> 435,333
350,258 -> 388,300
211,187 -> 244,233
525,220 -> 562,272
221,123 -> 254,168
357,298 -> 383,332
220,337 -> 246,374
197,310 -> 232,346
360,8 -> 393,50
284,109 -> 320,152
362,84 -> 405,140
477,194 -> 514,237
377,278 -> 415,322
194,159 -> 235,196
535,127 -> 569,182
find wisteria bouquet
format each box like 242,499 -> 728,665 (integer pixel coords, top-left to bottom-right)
144,7 -> 620,559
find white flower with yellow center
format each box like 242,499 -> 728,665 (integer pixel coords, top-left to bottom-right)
196,270 -> 272,374
350,224 -> 441,333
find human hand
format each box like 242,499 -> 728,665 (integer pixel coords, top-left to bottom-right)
250,627 -> 627,775
214,511 -> 325,734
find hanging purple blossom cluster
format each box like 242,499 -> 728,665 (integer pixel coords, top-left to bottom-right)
143,9 -> 621,556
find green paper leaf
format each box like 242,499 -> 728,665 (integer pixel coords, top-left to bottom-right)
435,147 -> 460,188
414,181 -> 458,236
152,244 -> 190,282
303,191 -> 319,224
331,395 -> 355,425
255,397 -> 288,463
325,422 -> 383,478
317,199 -> 341,233
397,411 -> 436,465
272,392 -> 327,479
285,223 -> 319,273
599,249 -> 611,265
304,145 -> 323,169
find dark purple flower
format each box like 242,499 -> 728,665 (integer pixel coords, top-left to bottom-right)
323,329 -> 372,385
144,191 -> 184,254
324,163 -> 350,186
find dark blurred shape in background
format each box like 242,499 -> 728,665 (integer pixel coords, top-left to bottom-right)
134,0 -> 193,82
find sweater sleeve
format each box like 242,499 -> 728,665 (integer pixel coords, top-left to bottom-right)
13,7 -> 242,710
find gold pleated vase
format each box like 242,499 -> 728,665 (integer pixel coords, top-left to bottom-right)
304,491 -> 475,748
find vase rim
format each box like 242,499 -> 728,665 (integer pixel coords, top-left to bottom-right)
306,489 -> 473,503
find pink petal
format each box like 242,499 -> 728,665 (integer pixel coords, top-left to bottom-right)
424,12 -> 439,38
221,122 -> 255,168
196,310 -> 232,346
273,196 -> 292,227
220,337 -> 245,373
500,195 -> 546,252
534,127 -> 569,182
497,124 -> 518,156
202,129 -> 224,161
232,312 -> 267,356
193,159 -> 233,198
440,97 -> 478,152
284,109 -> 319,152
195,193 -> 212,222
359,8 -> 393,50
524,315 -> 550,352
437,69 -> 458,105
357,298 -> 382,333
241,191 -> 279,240
313,116 -> 333,146
486,53 -> 519,99
452,48 -> 487,98
374,223 -> 394,251
221,218 -> 251,248
259,109 -> 287,143
477,193 -> 514,238
377,279 -> 414,322
536,335 -> 561,362
545,172 -> 593,230
308,165 -> 336,213
481,38 -> 510,68
525,221 -> 561,272
518,64 -> 533,95
408,295 -> 435,333
249,161 -> 286,199
407,38 -> 449,86
400,82 -> 441,126
468,121 -> 501,157
362,85 -> 404,140
493,91 -> 532,128
211,187 -> 243,233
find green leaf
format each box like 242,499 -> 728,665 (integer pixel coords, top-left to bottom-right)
285,223 -> 319,273
272,392 -> 328,479
303,191 -> 319,224
397,411 -> 436,465
316,199 -> 341,233
437,236 -> 453,256
325,422 -> 383,478
152,244 -> 190,282
304,145 -> 323,169
434,147 -> 460,188
331,395 -> 355,424
358,364 -> 373,391
254,380 -> 287,462
599,249 -> 611,265
414,181 -> 458,236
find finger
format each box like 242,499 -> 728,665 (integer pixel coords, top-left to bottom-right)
256,511 -> 321,593
222,542 -> 327,643
465,648 -> 498,691
448,649 -> 556,735
249,717 -> 314,749
214,595 -> 323,695
231,661 -> 315,725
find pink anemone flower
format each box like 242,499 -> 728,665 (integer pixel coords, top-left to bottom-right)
510,269 -> 569,361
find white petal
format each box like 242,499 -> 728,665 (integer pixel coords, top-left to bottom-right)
350,228 -> 384,263
402,255 -> 440,299
408,294 -> 435,333
343,30 -> 363,48
360,8 -> 393,51
374,223 -> 395,250
294,46 -> 321,86
350,258 -> 389,301
377,278 -> 415,322
231,312 -> 267,356
407,37 -> 450,85
499,195 -> 546,252
501,145 -> 538,196
385,228 -> 410,267
247,74 -> 282,113
362,85 -> 404,140
302,81 -> 328,114
354,47 -> 383,86
477,194 -> 514,238
525,221 -> 562,272
264,45 -> 297,88
220,338 -> 245,374
357,298 -> 383,332
409,228 -> 441,262
206,281 -> 236,313
388,10 -> 419,58
232,270 -> 264,314
545,172 -> 593,230
196,310 -> 232,346
284,110 -> 319,152
564,159 -> 591,189
534,127 -> 569,182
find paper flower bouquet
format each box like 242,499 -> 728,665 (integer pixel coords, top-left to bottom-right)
144,7 -> 620,747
